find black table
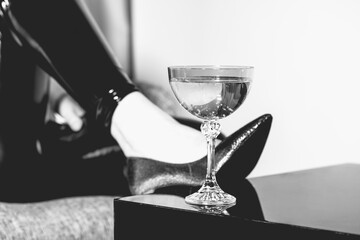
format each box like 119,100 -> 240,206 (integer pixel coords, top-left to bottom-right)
114,163 -> 360,239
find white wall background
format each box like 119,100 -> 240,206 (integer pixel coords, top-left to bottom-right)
131,0 -> 360,177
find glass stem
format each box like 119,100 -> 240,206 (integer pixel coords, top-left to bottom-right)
205,136 -> 216,186
201,120 -> 221,187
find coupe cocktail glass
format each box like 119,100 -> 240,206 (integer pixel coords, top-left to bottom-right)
168,65 -> 253,206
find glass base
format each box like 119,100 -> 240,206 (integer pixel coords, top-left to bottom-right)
190,204 -> 235,215
185,184 -> 236,206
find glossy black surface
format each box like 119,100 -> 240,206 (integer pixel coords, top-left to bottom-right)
249,163 -> 360,235
115,164 -> 360,239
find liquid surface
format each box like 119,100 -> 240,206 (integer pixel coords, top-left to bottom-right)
170,76 -> 251,120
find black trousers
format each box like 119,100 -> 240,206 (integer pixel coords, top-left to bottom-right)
0,0 -> 137,202
0,31 -> 131,201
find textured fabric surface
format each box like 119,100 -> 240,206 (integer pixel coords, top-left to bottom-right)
0,196 -> 115,240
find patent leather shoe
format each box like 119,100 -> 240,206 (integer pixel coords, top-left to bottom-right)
125,113 -> 273,195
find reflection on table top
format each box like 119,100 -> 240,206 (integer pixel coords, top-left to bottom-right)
120,163 -> 360,236
249,163 -> 360,235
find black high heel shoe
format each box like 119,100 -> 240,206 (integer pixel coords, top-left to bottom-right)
125,113 -> 273,195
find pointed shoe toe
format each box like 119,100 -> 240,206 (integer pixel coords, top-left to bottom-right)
215,114 -> 273,191
125,113 -> 273,195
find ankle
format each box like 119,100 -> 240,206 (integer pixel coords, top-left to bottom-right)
110,92 -> 208,163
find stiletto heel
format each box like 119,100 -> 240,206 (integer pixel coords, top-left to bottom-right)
125,114 -> 273,195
